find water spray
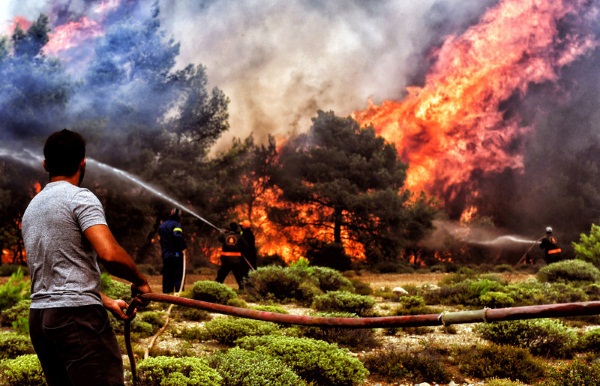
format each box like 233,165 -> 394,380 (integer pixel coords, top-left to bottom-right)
0,147 -> 223,233
86,159 -> 222,233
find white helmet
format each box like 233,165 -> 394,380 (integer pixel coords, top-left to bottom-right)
546,226 -> 553,233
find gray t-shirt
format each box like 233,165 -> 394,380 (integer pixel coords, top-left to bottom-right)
22,181 -> 108,308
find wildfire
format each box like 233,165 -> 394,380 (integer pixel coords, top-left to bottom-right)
44,17 -> 102,57
353,0 -> 597,218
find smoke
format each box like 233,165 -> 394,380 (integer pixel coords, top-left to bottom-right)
157,0 -> 498,151
0,0 -> 497,146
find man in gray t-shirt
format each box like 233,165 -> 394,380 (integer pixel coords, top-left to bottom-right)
22,129 -> 152,386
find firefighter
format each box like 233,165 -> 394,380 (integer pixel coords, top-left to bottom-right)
216,222 -> 247,289
240,220 -> 257,279
539,226 -> 562,264
159,208 -> 187,293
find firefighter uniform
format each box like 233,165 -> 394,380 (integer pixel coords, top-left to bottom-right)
539,227 -> 562,264
159,209 -> 187,293
216,222 -> 247,289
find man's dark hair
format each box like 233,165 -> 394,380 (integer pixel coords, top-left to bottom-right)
43,129 -> 86,177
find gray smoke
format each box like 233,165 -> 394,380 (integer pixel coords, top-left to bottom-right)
0,0 -> 497,150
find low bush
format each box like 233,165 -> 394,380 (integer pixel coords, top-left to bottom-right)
0,268 -> 30,311
475,319 -> 577,358
237,335 -> 369,386
0,354 -> 46,386
0,332 -> 34,360
100,273 -> 132,303
485,379 -> 527,386
298,312 -> 380,350
203,316 -> 280,345
545,359 -> 600,385
578,328 -> 600,353
543,282 -> 589,304
349,279 -> 373,296
311,290 -> 375,316
208,347 -> 307,386
537,260 -> 600,284
136,356 -> 222,386
479,291 -> 515,308
0,299 -> 30,328
362,347 -> 452,384
190,280 -> 238,305
175,306 -> 212,322
304,266 -> 355,293
245,266 -> 318,304
454,343 -> 545,383
391,295 -> 440,316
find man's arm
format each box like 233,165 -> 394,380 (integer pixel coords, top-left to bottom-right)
84,224 -> 151,294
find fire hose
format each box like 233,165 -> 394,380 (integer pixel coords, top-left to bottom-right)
124,296 -> 600,384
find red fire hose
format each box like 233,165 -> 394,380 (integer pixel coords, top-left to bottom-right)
124,295 -> 600,384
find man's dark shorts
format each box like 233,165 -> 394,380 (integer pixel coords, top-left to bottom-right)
29,304 -> 124,386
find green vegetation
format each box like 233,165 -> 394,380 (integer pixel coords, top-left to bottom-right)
237,335 -> 369,386
136,356 -> 222,386
0,354 -> 46,386
208,347 -> 308,386
190,280 -> 239,305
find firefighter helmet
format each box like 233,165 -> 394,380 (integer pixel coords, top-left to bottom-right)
241,220 -> 251,228
546,226 -> 553,233
169,208 -> 181,219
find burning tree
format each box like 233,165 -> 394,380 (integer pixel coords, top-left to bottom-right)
271,110 -> 437,266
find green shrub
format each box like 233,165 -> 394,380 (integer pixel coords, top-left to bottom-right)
572,223 -> 600,268
537,260 -> 600,284
362,347 -> 452,384
0,332 -> 34,360
475,319 -> 577,358
349,279 -> 372,296
454,343 -> 545,383
175,306 -> 212,322
0,299 -> 30,327
0,354 -> 46,386
203,316 -> 280,345
190,280 -> 238,304
298,312 -> 380,350
100,273 -> 132,303
479,291 -> 515,308
138,311 -> 167,329
304,266 -> 354,292
250,304 -> 289,314
311,291 -> 375,316
237,335 -> 369,386
502,280 -> 547,306
0,265 -> 28,277
578,328 -> 600,353
245,266 -> 319,304
485,379 -> 527,386
208,347 -> 307,386
391,295 -> 440,316
546,359 -> 600,386
0,268 -> 30,311
136,356 -> 222,386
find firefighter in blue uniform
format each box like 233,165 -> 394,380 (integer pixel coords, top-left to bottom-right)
159,208 -> 187,293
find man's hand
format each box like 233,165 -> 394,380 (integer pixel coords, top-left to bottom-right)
101,292 -> 135,321
131,281 -> 153,308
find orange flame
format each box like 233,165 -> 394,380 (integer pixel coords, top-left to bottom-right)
353,0 -> 597,218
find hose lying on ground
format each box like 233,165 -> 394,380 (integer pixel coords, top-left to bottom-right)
124,296 -> 600,385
